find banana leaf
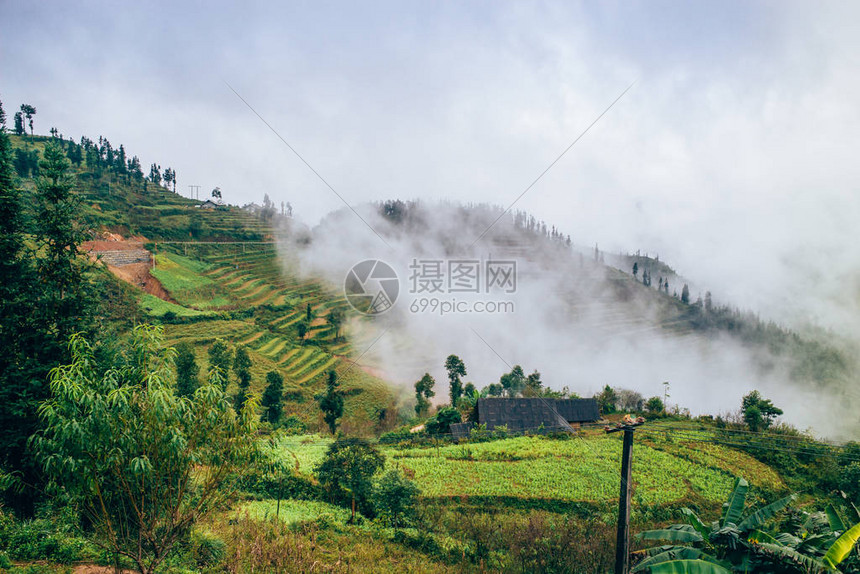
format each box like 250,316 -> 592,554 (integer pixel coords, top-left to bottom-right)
634,548 -> 725,572
825,504 -> 846,533
747,529 -> 780,545
737,494 -> 795,533
822,521 -> 860,569
642,559 -> 731,574
721,477 -> 749,527
681,508 -> 712,540
637,525 -> 705,543
755,542 -> 828,573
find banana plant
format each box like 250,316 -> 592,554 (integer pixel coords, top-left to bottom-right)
634,477 -> 796,573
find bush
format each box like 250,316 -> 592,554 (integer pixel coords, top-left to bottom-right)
372,470 -> 421,528
425,407 -> 461,435
190,531 -> 226,568
280,414 -> 308,435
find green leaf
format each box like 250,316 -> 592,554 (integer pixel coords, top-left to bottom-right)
721,477 -> 749,527
825,504 -> 846,533
738,494 -> 795,532
747,529 -> 780,545
641,559 -> 730,574
681,508 -> 711,540
634,548 -> 723,572
755,542 -> 827,573
822,521 -> 860,569
637,525 -> 704,543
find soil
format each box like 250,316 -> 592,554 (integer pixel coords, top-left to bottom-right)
73,565 -> 136,574
109,262 -> 175,303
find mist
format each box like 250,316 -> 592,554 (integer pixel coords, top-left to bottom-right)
278,201 -> 859,440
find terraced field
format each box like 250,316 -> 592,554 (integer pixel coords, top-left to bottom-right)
142,243 -> 391,429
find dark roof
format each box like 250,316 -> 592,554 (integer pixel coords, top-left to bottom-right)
477,398 -> 600,432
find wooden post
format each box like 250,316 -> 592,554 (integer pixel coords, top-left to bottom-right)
615,427 -> 634,574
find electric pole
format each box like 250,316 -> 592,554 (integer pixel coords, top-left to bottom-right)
606,415 -> 645,574
188,185 -> 201,200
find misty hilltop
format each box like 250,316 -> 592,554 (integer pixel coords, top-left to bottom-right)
284,200 -> 859,439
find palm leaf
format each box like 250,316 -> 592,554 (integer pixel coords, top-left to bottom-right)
737,494 -> 795,532
755,542 -> 828,573
634,548 -> 724,572
825,504 -> 846,533
642,559 -> 731,574
681,508 -> 712,540
822,521 -> 860,569
637,525 -> 704,543
721,477 -> 749,527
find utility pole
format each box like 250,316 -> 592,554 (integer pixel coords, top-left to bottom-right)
188,185 -> 201,200
606,415 -> 645,574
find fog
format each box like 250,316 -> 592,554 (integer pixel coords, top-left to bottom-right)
280,202 -> 859,439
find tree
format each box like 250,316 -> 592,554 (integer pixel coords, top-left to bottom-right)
445,354 -> 467,406
616,389 -> 644,412
372,469 -> 420,528
207,339 -> 232,390
414,372 -> 436,417
19,104 -> 36,135
0,137 -> 97,513
232,346 -> 252,411
742,390 -> 783,432
523,370 -> 543,397
681,283 -> 690,304
211,186 -> 221,200
596,385 -> 618,415
296,320 -> 309,343
425,406 -> 461,435
632,261 -> 639,279
645,396 -> 665,415
148,163 -> 161,186
316,438 -> 385,523
174,342 -> 199,398
704,291 -> 713,312
500,365 -> 526,397
261,370 -> 284,425
32,325 -> 259,574
328,307 -> 345,339
316,370 -> 344,435
306,302 -> 313,322
13,111 -> 24,135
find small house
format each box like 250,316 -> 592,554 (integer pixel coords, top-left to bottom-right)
450,397 -> 600,439
198,199 -> 218,209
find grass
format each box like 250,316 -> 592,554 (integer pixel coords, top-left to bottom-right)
150,253 -> 232,308
138,293 -> 214,318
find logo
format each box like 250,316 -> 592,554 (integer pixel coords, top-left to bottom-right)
344,260 -> 399,315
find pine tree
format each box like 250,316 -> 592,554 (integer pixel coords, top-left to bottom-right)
232,346 -> 252,411
207,339 -> 232,390
261,370 -> 284,424
317,370 -> 344,434
174,342 -> 199,398
20,104 -> 36,135
681,283 -> 690,304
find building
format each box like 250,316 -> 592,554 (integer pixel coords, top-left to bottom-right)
450,397 -> 600,439
197,199 -> 218,209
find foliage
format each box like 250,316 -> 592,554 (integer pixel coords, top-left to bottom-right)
173,342 -> 199,397
316,370 -> 344,435
742,390 -> 784,432
444,354 -> 466,406
315,438 -> 385,522
232,345 -> 252,411
32,324 -> 260,574
646,396 -> 666,415
207,338 -> 231,389
597,385 -> 618,414
261,370 -> 284,424
499,365 -> 526,397
414,372 -> 435,417
372,469 -> 421,528
425,407 -> 462,435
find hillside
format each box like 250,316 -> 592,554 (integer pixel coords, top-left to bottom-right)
3,130 -> 858,574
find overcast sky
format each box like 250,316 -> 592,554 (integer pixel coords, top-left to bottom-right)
3,1 -> 859,336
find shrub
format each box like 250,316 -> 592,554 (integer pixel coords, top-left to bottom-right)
372,469 -> 421,528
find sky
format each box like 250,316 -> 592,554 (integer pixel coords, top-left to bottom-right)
3,0 -> 860,337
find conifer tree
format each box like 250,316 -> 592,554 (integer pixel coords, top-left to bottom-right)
317,370 -> 344,434
233,346 -> 252,411
261,370 -> 284,424
174,342 -> 199,398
